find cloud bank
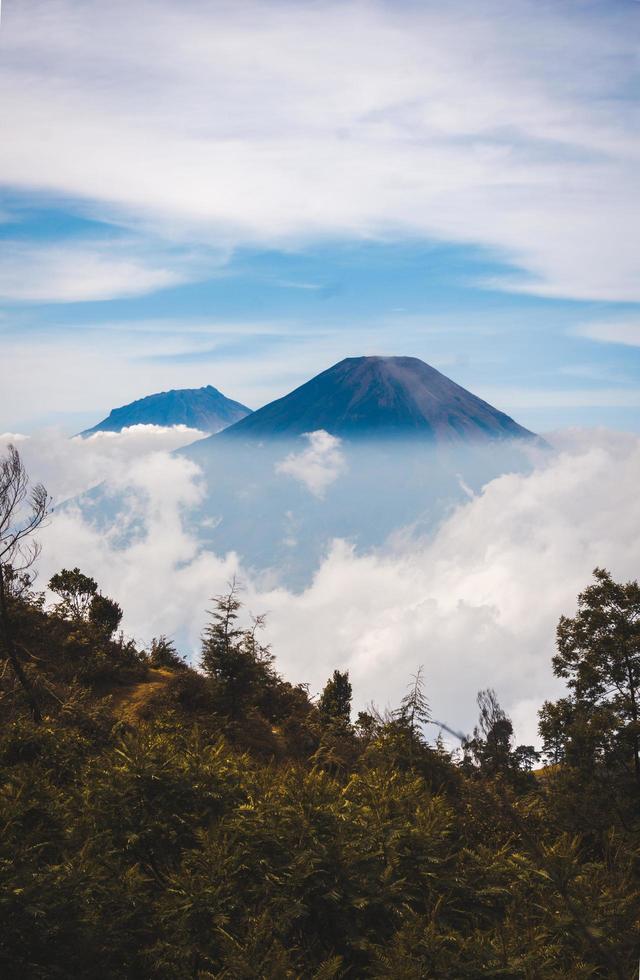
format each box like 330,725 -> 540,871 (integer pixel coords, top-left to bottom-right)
4,425 -> 639,745
0,425 -> 206,502
2,0 -> 640,300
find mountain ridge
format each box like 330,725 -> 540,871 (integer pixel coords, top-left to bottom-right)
81,385 -> 251,436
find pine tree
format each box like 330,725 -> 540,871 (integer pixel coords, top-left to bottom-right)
200,580 -> 263,719
200,580 -> 243,676
318,669 -> 352,726
396,667 -> 430,763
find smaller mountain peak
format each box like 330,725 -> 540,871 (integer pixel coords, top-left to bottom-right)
80,385 -> 251,436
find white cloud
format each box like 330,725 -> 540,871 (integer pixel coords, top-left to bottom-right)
0,242 -> 191,302
257,430 -> 640,743
8,426 -> 639,745
275,430 -> 346,497
477,386 -> 640,409
574,320 -> 640,348
1,0 -> 639,300
0,425 -> 206,502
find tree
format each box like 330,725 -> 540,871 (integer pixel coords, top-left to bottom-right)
512,743 -> 540,773
88,593 -> 123,637
538,695 -> 607,770
49,567 -> 122,638
465,688 -> 539,780
148,635 -> 187,671
200,580 -> 268,719
200,579 -> 243,677
0,444 -> 49,721
392,667 -> 431,764
49,567 -> 98,621
550,568 -> 640,785
2,565 -> 40,601
473,688 -> 513,774
398,667 -> 430,739
318,669 -> 352,727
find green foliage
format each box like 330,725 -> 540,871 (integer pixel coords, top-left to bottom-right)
49,566 -> 98,621
463,688 -> 540,786
148,634 -> 187,671
546,567 -> 640,785
319,669 -> 352,727
49,567 -> 123,640
1,566 -> 640,976
88,592 -> 123,637
397,666 -> 430,737
200,581 -> 274,720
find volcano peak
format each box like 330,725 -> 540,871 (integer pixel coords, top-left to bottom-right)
213,355 -> 534,443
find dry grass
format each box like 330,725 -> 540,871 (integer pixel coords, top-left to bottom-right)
108,668 -> 174,722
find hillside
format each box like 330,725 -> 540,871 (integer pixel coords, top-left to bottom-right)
1,560 -> 638,977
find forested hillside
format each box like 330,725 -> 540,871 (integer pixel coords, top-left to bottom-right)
1,446 -> 639,978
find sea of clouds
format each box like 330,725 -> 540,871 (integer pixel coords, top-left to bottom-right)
3,424 -> 639,746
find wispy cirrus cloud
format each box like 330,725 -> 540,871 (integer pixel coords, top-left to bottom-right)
1,0 -> 640,301
0,317 -> 342,432
0,241 -> 208,303
574,320 -> 640,348
477,386 -> 640,410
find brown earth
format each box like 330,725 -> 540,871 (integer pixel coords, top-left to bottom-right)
108,668 -> 173,722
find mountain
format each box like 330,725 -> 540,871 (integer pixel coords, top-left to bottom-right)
209,356 -> 535,443
75,358 -> 539,588
81,385 -> 252,436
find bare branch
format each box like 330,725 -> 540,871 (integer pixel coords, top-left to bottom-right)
0,444 -> 51,722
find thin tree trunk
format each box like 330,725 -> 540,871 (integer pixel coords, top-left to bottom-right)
0,565 -> 41,722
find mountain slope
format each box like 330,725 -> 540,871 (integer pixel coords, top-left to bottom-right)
81,385 -> 251,436
211,356 -> 535,443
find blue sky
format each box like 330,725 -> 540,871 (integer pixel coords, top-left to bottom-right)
1,0 -> 640,434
